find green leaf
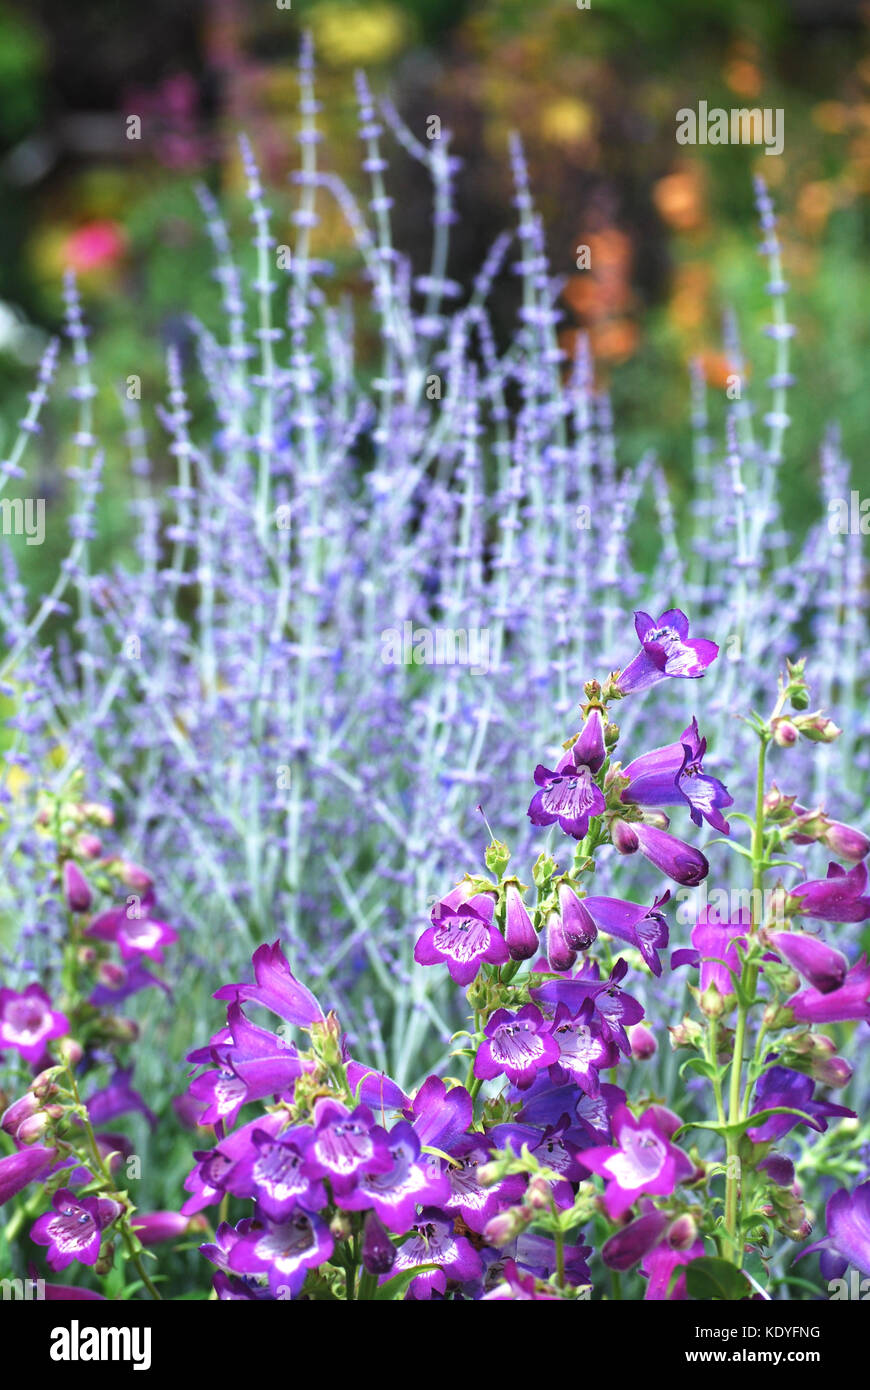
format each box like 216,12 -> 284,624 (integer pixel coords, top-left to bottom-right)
373,1263 -> 441,1300
685,1257 -> 753,1301
673,1106 -> 818,1142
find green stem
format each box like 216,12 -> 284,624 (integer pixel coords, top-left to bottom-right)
723,733 -> 769,1266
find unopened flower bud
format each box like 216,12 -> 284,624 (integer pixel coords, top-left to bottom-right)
669,1017 -> 704,1050
362,1212 -> 395,1275
97,961 -> 126,988
557,884 -> 597,951
822,819 -> 870,864
102,1015 -> 139,1043
75,832 -> 103,859
115,860 -> 153,891
546,912 -> 577,973
57,1038 -> 83,1066
2,1092 -> 41,1134
666,1214 -> 697,1251
525,1175 -> 553,1210
610,819 -> 639,855
604,722 -> 620,748
504,883 -> 538,961
329,1212 -> 352,1241
772,718 -> 799,747
484,1206 -> 531,1247
29,1068 -> 63,1099
16,1112 -> 53,1143
476,1161 -> 500,1187
640,810 -> 671,831
762,1002 -> 794,1029
80,802 -> 114,827
699,981 -> 726,1019
62,860 -> 92,913
793,713 -> 841,744
628,1023 -> 657,1060
810,1055 -> 853,1087
94,1248 -> 115,1276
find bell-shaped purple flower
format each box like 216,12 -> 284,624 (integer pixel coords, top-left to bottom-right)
601,1209 -> 669,1271
672,908 -> 749,995
442,1135 -> 526,1235
0,985 -> 69,1066
789,861 -> 870,923
799,1182 -> 870,1277
615,609 -> 719,695
213,940 -> 324,1028
0,1145 -> 56,1207
578,1104 -> 694,1219
527,739 -> 606,840
31,1188 -> 119,1271
771,931 -> 848,994
475,1004 -> 560,1090
572,707 -> 606,772
227,1210 -> 334,1298
621,717 -> 732,833
362,1211 -> 396,1275
788,955 -> 870,1024
383,1209 -> 482,1300
336,1120 -> 449,1232
414,886 -> 508,986
582,892 -> 670,976
747,1062 -> 854,1142
548,1000 -> 617,1095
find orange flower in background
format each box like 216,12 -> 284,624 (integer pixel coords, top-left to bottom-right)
698,351 -> 741,392
668,263 -> 711,336
797,180 -> 835,236
63,221 -> 127,274
562,227 -> 637,363
653,166 -> 705,233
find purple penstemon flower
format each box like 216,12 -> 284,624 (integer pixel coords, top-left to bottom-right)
337,1120 -> 449,1232
383,1208 -> 482,1300
86,903 -> 178,962
582,892 -> 670,976
221,1126 -> 326,1222
227,1210 -> 334,1298
441,1135 -> 526,1235
579,1104 -> 693,1218
799,1181 -> 870,1278
474,1004 -> 560,1090
414,885 -> 508,985
620,718 -> 733,833
788,861 -> 870,923
747,1062 -> 855,1142
213,939 -> 324,1027
405,1075 -> 473,1152
481,1257 -> 560,1300
548,1000 -> 618,1095
771,931 -> 848,994
615,609 -> 719,695
787,955 -> 870,1024
181,1115 -> 288,1215
0,984 -> 69,1066
532,957 -> 644,1057
671,908 -> 749,996
527,737 -> 607,840
303,1099 -> 392,1192
642,1239 -> 705,1301
30,1188 -> 120,1271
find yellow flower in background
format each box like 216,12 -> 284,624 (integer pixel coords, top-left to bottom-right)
539,97 -> 593,146
311,3 -> 408,68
